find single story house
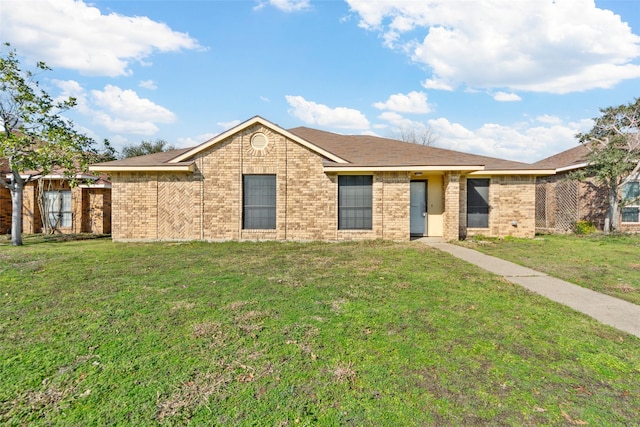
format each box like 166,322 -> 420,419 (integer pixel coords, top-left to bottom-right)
0,161 -> 112,235
533,145 -> 640,233
90,116 -> 554,242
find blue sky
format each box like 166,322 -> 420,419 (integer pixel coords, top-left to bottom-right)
1,0 -> 639,162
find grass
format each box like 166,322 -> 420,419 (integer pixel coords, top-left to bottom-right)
458,233 -> 640,305
1,237 -> 640,425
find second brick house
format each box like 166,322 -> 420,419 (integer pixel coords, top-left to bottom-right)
1,161 -> 112,235
533,144 -> 640,233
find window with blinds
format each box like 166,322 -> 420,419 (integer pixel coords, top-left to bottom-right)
622,181 -> 639,223
338,175 -> 373,230
467,179 -> 490,228
243,175 -> 276,229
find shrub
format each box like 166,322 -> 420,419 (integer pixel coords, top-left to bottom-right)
574,220 -> 597,235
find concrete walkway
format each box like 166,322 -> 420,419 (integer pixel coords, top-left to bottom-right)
418,238 -> 640,339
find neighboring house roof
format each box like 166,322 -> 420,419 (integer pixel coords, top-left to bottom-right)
532,145 -> 589,172
0,157 -> 110,187
91,147 -> 196,172
90,116 -> 555,175
0,157 -> 9,174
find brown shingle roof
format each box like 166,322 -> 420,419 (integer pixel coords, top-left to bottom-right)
532,145 -> 589,170
94,147 -> 194,167
288,127 -> 536,171
90,120 -> 551,173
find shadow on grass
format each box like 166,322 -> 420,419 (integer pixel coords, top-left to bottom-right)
0,233 -> 111,246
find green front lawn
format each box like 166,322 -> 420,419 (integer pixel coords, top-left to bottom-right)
1,238 -> 639,425
458,233 -> 640,305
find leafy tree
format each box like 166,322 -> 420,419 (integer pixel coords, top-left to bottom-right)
389,125 -> 437,146
0,44 -> 94,245
90,139 -> 118,163
576,98 -> 640,232
120,139 -> 174,158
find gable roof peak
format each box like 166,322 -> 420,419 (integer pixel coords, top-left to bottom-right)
169,116 -> 347,164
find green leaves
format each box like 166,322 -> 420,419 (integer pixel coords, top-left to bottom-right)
575,98 -> 640,231
120,139 -> 175,158
1,44 -> 94,178
1,43 -> 96,244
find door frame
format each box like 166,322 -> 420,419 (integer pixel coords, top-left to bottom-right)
410,180 -> 428,237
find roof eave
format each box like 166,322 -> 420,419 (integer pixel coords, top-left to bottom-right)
89,164 -> 195,173
323,165 -> 486,173
555,163 -> 588,173
6,173 -> 98,180
469,169 -> 557,176
79,183 -> 112,189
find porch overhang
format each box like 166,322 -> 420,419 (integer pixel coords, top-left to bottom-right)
323,165 -> 485,173
468,169 -> 556,176
89,163 -> 196,173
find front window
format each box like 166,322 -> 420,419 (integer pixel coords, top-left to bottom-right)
243,175 -> 276,229
622,181 -> 639,223
338,175 -> 372,230
44,190 -> 72,228
467,178 -> 490,228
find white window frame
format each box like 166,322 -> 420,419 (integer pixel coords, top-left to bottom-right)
44,190 -> 72,228
621,178 -> 640,223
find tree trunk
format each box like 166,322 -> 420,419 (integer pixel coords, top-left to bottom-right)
607,185 -> 620,233
10,172 -> 24,246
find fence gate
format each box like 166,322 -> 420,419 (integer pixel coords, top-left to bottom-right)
535,180 -> 579,233
535,183 -> 549,229
555,181 -> 579,232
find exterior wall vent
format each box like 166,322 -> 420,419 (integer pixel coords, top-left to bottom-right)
250,133 -> 269,150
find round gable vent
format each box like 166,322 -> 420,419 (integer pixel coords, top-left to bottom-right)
250,133 -> 269,150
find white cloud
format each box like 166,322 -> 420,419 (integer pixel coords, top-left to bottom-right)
427,116 -> 593,162
536,114 -> 563,125
347,0 -> 640,94
139,80 -> 158,90
53,80 -> 176,135
493,92 -> 521,102
92,85 -> 175,124
373,91 -> 432,113
285,95 -> 370,129
2,0 -> 201,77
254,0 -> 311,12
377,112 -> 428,130
217,120 -> 242,129
177,132 -> 219,148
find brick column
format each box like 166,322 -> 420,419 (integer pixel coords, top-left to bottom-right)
443,173 -> 460,241
71,186 -> 83,233
22,182 -> 38,234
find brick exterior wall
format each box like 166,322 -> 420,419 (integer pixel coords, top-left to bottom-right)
22,182 -> 39,234
380,172 -> 410,240
82,188 -> 112,234
108,127 -> 540,242
0,186 -> 10,234
444,173 -> 461,241
462,175 -> 537,239
111,173 -> 159,239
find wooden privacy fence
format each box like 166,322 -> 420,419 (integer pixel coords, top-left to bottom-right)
535,179 -> 579,233
536,172 -> 612,234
